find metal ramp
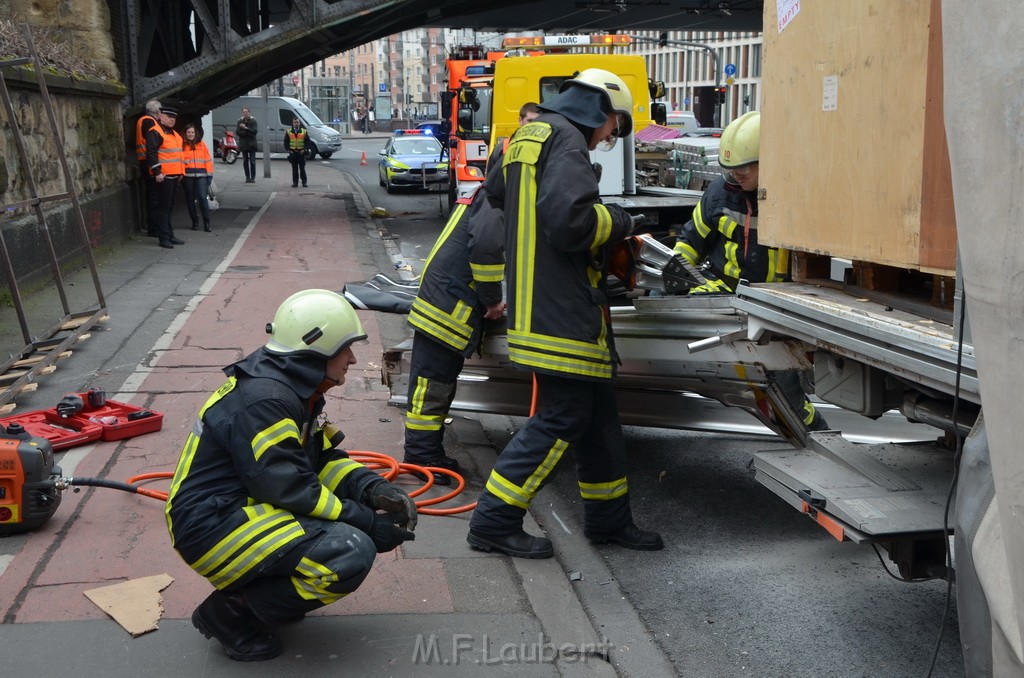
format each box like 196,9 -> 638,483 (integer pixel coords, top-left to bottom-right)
0,24 -> 108,413
752,431 -> 954,577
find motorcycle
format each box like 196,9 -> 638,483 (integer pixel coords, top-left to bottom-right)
218,129 -> 238,164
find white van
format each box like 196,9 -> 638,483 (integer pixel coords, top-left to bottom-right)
212,96 -> 342,159
665,111 -> 701,135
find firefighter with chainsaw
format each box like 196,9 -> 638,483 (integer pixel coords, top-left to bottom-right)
165,290 -> 417,661
467,69 -> 663,559
672,110 -> 828,431
402,103 -> 541,485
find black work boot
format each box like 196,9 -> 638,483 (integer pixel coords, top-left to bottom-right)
191,222 -> 199,231
467,528 -> 554,559
585,523 -> 664,551
204,222 -> 212,232
191,590 -> 283,661
406,454 -> 461,487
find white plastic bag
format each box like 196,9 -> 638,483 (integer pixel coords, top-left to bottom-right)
208,197 -> 220,211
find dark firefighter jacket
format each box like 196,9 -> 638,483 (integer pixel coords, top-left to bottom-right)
482,112 -> 632,381
408,187 -> 504,356
165,347 -> 384,589
673,175 -> 789,293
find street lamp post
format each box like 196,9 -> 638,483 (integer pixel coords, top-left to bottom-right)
633,34 -> 723,127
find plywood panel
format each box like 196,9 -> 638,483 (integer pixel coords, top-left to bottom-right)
759,0 -> 956,274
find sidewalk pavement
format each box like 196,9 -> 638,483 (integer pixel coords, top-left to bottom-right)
0,161 -> 650,677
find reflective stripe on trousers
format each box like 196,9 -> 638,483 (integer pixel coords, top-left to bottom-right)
404,331 -> 465,462
469,373 -> 633,536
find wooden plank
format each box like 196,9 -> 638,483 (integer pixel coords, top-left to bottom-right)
12,350 -> 72,368
760,0 -> 956,275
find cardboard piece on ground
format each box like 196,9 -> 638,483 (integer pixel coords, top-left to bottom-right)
83,573 -> 174,637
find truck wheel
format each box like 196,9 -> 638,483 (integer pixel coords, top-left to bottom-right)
304,146 -> 317,161
320,152 -> 333,159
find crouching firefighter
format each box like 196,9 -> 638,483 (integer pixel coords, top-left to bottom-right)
166,289 -> 417,661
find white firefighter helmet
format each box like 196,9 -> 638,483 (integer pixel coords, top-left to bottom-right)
561,68 -> 634,137
265,289 -> 366,358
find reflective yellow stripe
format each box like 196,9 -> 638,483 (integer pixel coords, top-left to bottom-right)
509,330 -> 608,360
409,298 -> 473,349
251,419 -> 301,461
318,457 -> 363,492
591,203 -> 613,248
405,410 -> 444,432
291,556 -> 345,603
514,164 -> 538,333
311,485 -> 343,520
422,203 -> 468,272
723,241 -> 741,280
674,241 -> 700,266
209,521 -> 306,589
453,299 -> 473,325
522,439 -> 568,496
192,505 -> 307,589
508,344 -> 613,379
167,377 -> 240,527
470,262 -> 504,283
802,399 -> 818,425
693,202 -> 712,238
485,471 -> 531,509
579,477 -> 629,501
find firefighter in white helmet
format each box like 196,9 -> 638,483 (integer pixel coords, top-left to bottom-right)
468,68 -> 663,559
672,111 -> 827,430
166,289 -> 417,661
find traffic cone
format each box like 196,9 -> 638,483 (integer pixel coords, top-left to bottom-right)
359,151 -> 368,166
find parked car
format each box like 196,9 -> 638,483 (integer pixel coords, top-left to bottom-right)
415,120 -> 447,138
378,130 -> 449,193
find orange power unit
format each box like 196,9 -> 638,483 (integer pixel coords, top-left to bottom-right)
0,423 -> 62,535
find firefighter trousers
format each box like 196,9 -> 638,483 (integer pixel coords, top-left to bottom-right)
403,331 -> 465,463
469,372 -> 633,537
226,516 -> 377,625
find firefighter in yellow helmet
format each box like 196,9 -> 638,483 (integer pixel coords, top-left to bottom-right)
468,68 -> 663,558
672,111 -> 828,430
166,290 -> 417,661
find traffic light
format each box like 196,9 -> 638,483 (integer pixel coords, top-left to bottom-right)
658,32 -> 668,47
715,86 -> 727,104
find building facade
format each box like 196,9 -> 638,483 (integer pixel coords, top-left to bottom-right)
280,28 -> 763,133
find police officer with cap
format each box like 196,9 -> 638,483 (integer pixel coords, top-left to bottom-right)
145,106 -> 186,249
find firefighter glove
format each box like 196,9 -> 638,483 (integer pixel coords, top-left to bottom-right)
368,513 -> 416,553
368,481 -> 418,531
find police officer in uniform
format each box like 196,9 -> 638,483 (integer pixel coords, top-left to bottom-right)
467,70 -> 663,559
284,117 -> 311,187
144,106 -> 186,249
166,290 -> 417,661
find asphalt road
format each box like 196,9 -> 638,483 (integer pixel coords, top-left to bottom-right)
347,147 -> 966,678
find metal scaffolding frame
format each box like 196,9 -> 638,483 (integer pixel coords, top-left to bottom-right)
0,23 -> 109,413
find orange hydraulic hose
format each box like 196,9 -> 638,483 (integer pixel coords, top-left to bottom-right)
122,451 -> 477,515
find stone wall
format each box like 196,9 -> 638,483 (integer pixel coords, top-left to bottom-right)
0,1 -> 136,301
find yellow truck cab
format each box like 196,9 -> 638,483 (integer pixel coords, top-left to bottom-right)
486,35 -> 667,206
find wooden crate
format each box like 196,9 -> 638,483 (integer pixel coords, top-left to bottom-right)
759,0 -> 956,275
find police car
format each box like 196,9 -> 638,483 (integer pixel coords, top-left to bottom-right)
377,129 -> 449,193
